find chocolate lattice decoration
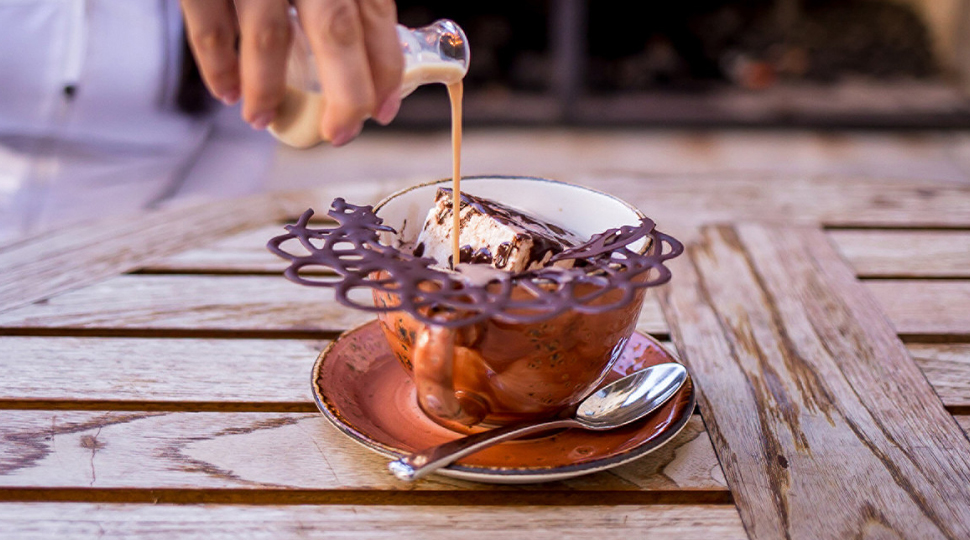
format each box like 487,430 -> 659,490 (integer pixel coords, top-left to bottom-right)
266,198 -> 683,328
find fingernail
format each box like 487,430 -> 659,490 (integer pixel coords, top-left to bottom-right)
249,112 -> 274,130
330,122 -> 363,147
375,95 -> 401,125
221,89 -> 240,106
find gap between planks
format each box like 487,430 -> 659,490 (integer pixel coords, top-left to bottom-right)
0,488 -> 732,506
859,275 -> 970,281
0,400 -> 962,415
0,328 -> 346,340
0,325 -> 676,343
823,224 -> 970,231
1,324 -> 961,345
0,401 -> 319,413
898,333 -> 970,344
129,269 -> 970,280
129,269 -> 333,277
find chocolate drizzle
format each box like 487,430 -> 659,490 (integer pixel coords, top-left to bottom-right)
449,245 -> 493,266
438,188 -> 582,269
267,198 -> 684,328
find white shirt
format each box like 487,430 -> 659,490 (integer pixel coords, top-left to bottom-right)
0,0 -> 275,243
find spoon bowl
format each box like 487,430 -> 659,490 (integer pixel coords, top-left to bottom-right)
388,362 -> 689,481
576,363 -> 689,430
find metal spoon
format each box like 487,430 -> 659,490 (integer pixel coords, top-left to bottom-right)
388,362 -> 689,481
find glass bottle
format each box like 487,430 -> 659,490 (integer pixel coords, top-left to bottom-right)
269,15 -> 469,148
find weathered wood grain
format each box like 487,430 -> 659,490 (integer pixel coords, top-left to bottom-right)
138,224 -> 314,274
0,184 -> 399,316
2,338 -> 970,409
582,174 -> 970,241
0,198 -> 279,317
828,230 -> 970,278
0,410 -> 966,502
910,344 -> 970,410
6,173 -> 970,319
658,223 -> 970,539
144,222 -> 970,281
0,411 -> 725,493
865,280 -> 970,337
0,276 -> 373,336
1,273 -> 967,338
2,413 -> 968,500
0,276 -> 670,336
634,294 -> 668,335
0,503 -> 747,539
0,337 -> 326,405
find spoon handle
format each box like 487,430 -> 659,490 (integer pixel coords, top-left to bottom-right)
388,418 -> 579,481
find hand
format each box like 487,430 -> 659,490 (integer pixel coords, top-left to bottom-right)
180,0 -> 404,146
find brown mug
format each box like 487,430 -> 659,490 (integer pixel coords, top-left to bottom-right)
372,177 -> 657,431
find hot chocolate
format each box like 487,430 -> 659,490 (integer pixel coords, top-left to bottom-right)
266,178 -> 683,429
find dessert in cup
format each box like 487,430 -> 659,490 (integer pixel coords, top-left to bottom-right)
268,176 -> 683,434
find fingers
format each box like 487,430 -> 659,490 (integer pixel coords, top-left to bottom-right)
234,0 -> 292,128
295,0 -> 375,146
183,0 -> 403,143
358,0 -> 404,125
180,0 -> 240,105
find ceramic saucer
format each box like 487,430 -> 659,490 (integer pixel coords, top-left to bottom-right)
311,320 -> 695,484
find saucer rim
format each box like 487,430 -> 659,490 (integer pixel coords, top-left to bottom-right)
311,320 -> 696,483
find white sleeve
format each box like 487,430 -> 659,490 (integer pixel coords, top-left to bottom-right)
0,0 -> 205,147
0,0 -> 274,243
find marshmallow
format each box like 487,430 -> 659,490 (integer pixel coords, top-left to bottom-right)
413,188 -> 584,272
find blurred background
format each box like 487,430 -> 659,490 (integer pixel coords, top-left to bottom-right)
393,0 -> 970,128
270,0 -> 970,194
4,0 -> 970,243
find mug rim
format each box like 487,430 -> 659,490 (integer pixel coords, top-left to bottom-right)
372,175 -> 651,256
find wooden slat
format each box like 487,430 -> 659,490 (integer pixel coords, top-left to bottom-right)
865,280 -> 970,337
658,224 -> 970,539
0,410 -> 968,500
0,337 -> 326,405
144,219 -> 970,281
582,174 -> 970,241
3,338 -> 970,409
0,184 -> 400,316
910,344 -> 970,410
0,276 -> 372,336
828,230 -> 970,278
6,174 -> 970,316
139,225 -> 304,274
1,273 -> 968,338
0,275 -> 670,336
0,198 -> 273,315
0,411 -> 725,493
0,504 -> 747,539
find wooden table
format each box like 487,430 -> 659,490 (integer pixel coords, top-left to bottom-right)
2,174 -> 970,538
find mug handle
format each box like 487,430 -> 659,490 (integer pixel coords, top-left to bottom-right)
413,324 -> 488,428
